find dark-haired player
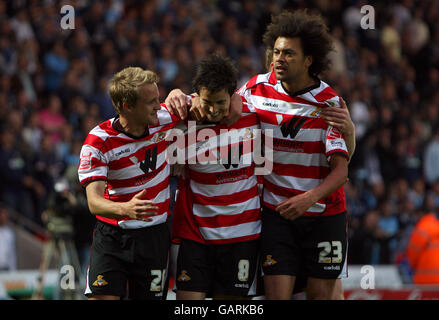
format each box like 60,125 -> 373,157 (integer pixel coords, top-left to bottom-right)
171,54 -> 262,300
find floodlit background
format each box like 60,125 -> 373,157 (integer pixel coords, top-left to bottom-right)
0,0 -> 439,300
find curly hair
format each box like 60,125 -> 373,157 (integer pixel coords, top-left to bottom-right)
262,10 -> 333,76
192,53 -> 238,96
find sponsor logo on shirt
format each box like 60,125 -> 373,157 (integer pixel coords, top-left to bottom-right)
263,102 -> 279,108
280,116 -> 307,139
139,146 -> 158,173
114,148 -> 130,157
79,151 -> 92,170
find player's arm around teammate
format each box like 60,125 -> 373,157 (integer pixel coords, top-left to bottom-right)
165,89 -> 243,125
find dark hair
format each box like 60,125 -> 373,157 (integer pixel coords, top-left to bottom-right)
262,10 -> 333,76
192,53 -> 238,96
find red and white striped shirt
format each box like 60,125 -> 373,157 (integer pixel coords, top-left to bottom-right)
171,106 -> 262,244
238,72 -> 349,217
78,104 -> 180,229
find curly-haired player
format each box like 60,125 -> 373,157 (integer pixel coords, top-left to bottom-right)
171,54 -> 263,300
238,10 -> 351,300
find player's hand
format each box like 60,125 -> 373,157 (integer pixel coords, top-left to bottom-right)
164,89 -> 192,119
275,193 -> 315,221
320,98 -> 354,136
219,93 -> 242,125
189,95 -> 206,122
124,189 -> 158,222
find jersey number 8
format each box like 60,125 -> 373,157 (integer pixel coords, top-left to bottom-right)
238,259 -> 250,282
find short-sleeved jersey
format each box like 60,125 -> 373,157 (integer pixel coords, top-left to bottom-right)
171,103 -> 262,244
78,104 -> 180,229
238,72 -> 349,217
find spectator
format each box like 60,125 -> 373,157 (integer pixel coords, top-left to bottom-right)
349,210 -> 381,265
423,127 -> 439,186
345,181 -> 367,219
10,9 -> 35,43
406,6 -> 430,54
377,198 -> 400,263
0,128 -> 44,222
405,211 -> 439,284
0,205 -> 17,271
37,94 -> 66,144
349,89 -> 370,140
381,14 -> 402,63
157,43 -> 179,86
43,40 -> 69,92
408,178 -> 426,210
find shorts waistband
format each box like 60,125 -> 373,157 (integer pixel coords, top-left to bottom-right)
97,220 -> 168,233
262,206 -> 346,219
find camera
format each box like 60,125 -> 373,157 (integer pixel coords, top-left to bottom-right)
44,179 -> 76,239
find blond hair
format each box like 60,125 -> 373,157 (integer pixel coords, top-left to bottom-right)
109,67 -> 159,114
265,47 -> 273,72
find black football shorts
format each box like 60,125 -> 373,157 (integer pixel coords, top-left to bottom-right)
261,207 -> 348,279
175,238 -> 262,297
85,220 -> 170,299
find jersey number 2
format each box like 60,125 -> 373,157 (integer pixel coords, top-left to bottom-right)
317,241 -> 342,263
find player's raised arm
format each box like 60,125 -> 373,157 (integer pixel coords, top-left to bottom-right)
164,88 -> 192,119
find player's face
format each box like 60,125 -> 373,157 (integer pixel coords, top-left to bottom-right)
133,82 -> 161,125
199,87 -> 231,123
272,37 -> 312,84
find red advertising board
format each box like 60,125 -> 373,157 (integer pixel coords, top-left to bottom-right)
344,288 -> 439,300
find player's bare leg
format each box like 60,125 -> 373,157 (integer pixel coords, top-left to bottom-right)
88,295 -> 120,300
263,275 -> 295,300
213,294 -> 251,300
176,290 -> 206,300
306,277 -> 337,300
332,279 -> 344,300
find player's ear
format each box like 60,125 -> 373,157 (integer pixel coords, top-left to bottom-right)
305,55 -> 313,68
121,102 -> 130,112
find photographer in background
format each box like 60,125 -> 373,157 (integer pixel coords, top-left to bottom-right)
43,175 -> 94,275
42,178 -> 77,239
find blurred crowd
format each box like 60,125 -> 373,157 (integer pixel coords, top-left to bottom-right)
0,0 -> 438,269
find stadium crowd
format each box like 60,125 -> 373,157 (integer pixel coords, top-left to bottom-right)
0,0 -> 438,274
